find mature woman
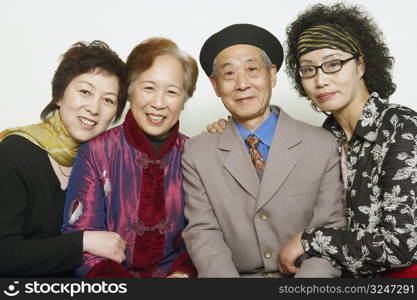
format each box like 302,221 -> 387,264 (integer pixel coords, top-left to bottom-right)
277,3 -> 417,278
0,41 -> 128,277
62,38 -> 198,278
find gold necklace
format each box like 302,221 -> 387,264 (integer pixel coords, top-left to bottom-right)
57,164 -> 71,177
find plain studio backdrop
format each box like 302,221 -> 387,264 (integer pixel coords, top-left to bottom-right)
1,0 -> 416,137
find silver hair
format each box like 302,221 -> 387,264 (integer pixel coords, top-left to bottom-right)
210,48 -> 273,77
128,50 -> 196,101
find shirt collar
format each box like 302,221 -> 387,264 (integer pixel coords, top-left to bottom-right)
323,92 -> 385,143
234,108 -> 278,147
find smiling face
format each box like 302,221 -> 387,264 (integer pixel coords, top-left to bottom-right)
209,44 -> 276,131
56,70 -> 119,143
128,54 -> 186,139
299,48 -> 368,115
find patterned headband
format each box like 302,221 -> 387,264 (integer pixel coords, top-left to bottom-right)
296,25 -> 362,58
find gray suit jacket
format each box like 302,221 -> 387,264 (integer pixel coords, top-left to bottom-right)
182,107 -> 346,277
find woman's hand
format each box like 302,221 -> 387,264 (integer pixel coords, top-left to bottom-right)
206,118 -> 228,134
166,272 -> 190,278
83,231 -> 127,263
277,232 -> 305,275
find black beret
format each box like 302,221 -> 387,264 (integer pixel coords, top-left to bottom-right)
199,23 -> 284,76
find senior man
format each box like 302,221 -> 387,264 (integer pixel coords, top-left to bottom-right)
182,24 -> 346,277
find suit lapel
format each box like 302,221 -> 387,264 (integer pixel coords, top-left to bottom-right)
256,108 -> 301,211
219,120 -> 260,200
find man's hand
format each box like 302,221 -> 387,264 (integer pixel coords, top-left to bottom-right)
83,231 -> 126,263
206,118 -> 228,134
277,232 -> 305,275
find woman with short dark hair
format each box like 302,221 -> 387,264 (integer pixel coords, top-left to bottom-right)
0,40 -> 128,277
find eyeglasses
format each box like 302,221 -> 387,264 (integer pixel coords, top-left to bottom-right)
298,55 -> 359,78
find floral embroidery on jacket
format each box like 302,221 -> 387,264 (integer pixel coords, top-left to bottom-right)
301,93 -> 417,276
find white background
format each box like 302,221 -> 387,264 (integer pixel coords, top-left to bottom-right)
1,0 -> 416,137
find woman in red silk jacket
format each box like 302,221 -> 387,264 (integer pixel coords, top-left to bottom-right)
62,38 -> 198,278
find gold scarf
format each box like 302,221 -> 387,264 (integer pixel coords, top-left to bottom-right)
0,110 -> 79,167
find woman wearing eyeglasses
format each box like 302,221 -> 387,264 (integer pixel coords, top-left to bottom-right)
277,3 -> 417,277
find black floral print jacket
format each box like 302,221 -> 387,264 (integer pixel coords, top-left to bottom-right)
301,93 -> 417,276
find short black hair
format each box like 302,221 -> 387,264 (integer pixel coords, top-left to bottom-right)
285,2 -> 396,100
41,40 -> 127,121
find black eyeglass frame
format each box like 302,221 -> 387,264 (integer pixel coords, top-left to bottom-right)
298,54 -> 360,78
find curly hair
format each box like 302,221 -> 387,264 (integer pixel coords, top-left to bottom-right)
41,40 -> 127,121
285,2 -> 396,100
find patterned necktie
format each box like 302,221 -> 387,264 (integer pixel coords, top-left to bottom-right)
246,134 -> 265,170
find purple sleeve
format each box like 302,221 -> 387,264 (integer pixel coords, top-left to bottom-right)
61,142 -> 107,277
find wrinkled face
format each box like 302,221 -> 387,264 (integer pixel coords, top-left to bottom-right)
129,54 -> 186,138
57,71 -> 119,143
299,48 -> 366,114
209,44 -> 276,129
